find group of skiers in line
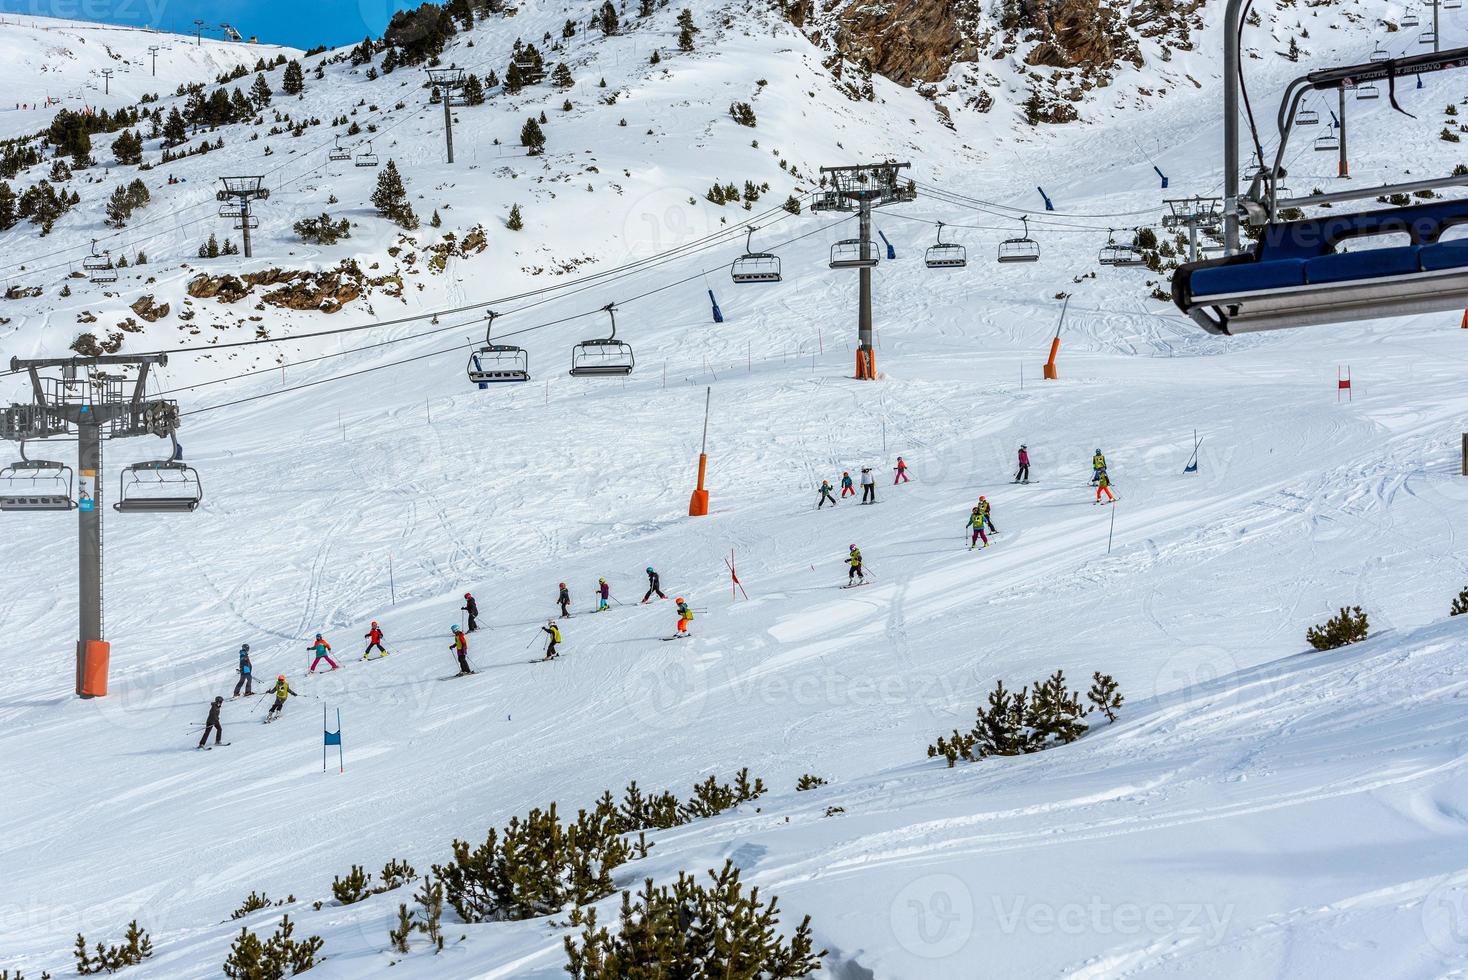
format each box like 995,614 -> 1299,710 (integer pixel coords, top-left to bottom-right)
201,569 -> 700,743
818,457 -> 909,509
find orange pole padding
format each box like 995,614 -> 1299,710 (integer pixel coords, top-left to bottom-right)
688,453 -> 709,516
76,640 -> 110,698
855,348 -> 876,380
1460,310 -> 1468,329
1043,336 -> 1060,381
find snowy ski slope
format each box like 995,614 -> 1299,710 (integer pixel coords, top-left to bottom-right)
3,3 -> 1468,977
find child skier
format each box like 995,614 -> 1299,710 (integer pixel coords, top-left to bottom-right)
818,479 -> 837,508
1015,445 -> 1030,484
558,582 -> 571,618
541,620 -> 561,660
266,674 -> 295,721
840,471 -> 855,498
894,456 -> 910,484
1096,470 -> 1115,504
461,592 -> 480,632
1092,449 -> 1107,485
362,621 -> 387,659
307,634 -> 338,673
846,544 -> 865,585
596,577 -> 610,612
967,506 -> 989,550
977,496 -> 998,533
860,467 -> 876,504
642,566 -> 667,603
450,625 -> 473,675
232,643 -> 253,698
198,696 -> 224,748
675,597 -> 694,636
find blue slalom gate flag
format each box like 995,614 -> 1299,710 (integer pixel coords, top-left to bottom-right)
323,706 -> 343,773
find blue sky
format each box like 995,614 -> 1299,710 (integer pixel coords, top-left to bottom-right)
0,0 -> 415,49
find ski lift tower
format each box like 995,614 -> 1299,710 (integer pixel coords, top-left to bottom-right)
813,162 -> 916,380
2,354 -> 189,698
216,176 -> 269,259
425,67 -> 465,164
1162,197 -> 1223,262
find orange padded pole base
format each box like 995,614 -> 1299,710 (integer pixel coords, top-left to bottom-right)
1043,336 -> 1060,380
76,640 -> 110,698
855,348 -> 875,380
688,453 -> 709,516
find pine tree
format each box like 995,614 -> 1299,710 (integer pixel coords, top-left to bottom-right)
563,18 -> 576,38
249,73 -> 273,108
639,0 -> 654,15
1287,36 -> 1300,62
1305,606 -> 1369,650
1087,671 -> 1123,722
1451,586 -> 1468,616
0,182 -> 16,231
677,9 -> 698,51
282,60 -> 305,95
162,108 -> 187,147
650,49 -> 661,65
507,203 -> 523,230
520,117 -> 546,155
1028,669 -> 1090,746
371,159 -> 419,229
504,61 -> 524,95
110,129 -> 143,166
553,62 -> 574,89
598,0 -> 619,35
463,73 -> 486,105
105,185 -> 132,227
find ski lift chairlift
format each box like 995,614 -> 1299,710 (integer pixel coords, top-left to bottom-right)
1445,0 -> 1461,10
1295,107 -> 1320,126
1420,29 -> 1438,44
997,216 -> 1040,263
0,447 -> 75,511
924,221 -> 968,269
829,238 -> 878,269
730,226 -> 782,283
1356,82 -> 1381,100
355,144 -> 379,168
1370,44 -> 1391,62
468,311 -> 530,386
113,434 -> 203,514
328,141 -> 351,162
569,304 -> 635,378
1314,128 -> 1341,151
82,240 -> 117,283
1098,230 -> 1147,267
1402,11 -> 1420,27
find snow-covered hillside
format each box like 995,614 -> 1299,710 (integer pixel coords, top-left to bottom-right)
3,2 -> 1468,977
0,15 -> 297,140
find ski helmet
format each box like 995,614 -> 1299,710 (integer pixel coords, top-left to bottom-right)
452,625 -> 460,633
559,582 -> 566,588
241,643 -> 250,651
214,696 -> 223,704
972,505 -> 980,512
646,566 -> 654,573
370,620 -> 378,627
1096,448 -> 1102,453
278,674 -> 286,681
464,592 -> 472,598
676,597 -> 685,604
1020,444 -> 1027,449
849,543 -> 857,551
314,633 -> 322,640
599,576 -> 606,583
979,496 -> 986,502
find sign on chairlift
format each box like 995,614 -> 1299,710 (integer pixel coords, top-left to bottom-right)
78,469 -> 95,513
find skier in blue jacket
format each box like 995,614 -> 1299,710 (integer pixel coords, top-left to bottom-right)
233,644 -> 254,697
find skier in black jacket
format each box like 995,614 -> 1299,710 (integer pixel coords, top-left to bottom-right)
198,696 -> 224,747
557,582 -> 571,618
642,566 -> 667,603
461,592 -> 479,632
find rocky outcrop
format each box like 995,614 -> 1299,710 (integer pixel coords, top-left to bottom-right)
831,0 -> 982,86
186,261 -> 399,314
129,295 -> 170,322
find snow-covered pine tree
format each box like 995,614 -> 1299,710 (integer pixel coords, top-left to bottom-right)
282,60 -> 305,95
371,160 -> 419,229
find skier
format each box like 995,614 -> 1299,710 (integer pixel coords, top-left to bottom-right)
306,634 -> 338,673
894,456 -> 910,484
641,566 -> 667,603
818,479 -> 837,509
860,467 -> 876,504
232,643 -> 253,698
1091,449 -> 1107,485
461,592 -> 480,632
977,495 -> 998,533
596,577 -> 611,612
265,674 -> 295,721
557,582 -> 571,618
846,544 -> 865,585
967,506 -> 989,550
1096,469 -> 1115,504
450,625 -> 473,675
1014,445 -> 1030,484
198,696 -> 224,748
674,597 -> 694,636
840,470 -> 855,498
362,620 -> 387,659
541,620 -> 561,660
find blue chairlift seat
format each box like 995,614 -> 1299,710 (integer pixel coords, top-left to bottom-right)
1172,199 -> 1468,333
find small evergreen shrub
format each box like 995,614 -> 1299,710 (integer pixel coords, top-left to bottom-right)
1451,586 -> 1468,616
563,862 -> 824,979
231,892 -> 273,920
73,920 -> 153,974
222,915 -> 322,979
331,865 -> 372,905
729,101 -> 757,127
292,212 -> 350,245
795,774 -> 827,791
379,858 -> 415,891
1305,606 -> 1369,650
929,669 -> 1120,767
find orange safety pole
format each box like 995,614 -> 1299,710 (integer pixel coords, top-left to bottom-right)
688,386 -> 711,516
1043,336 -> 1060,380
1460,309 -> 1467,329
855,348 -> 875,380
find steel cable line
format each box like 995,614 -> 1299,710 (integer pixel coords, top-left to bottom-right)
912,179 -> 1164,220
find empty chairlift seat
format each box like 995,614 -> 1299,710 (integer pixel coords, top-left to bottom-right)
924,222 -> 967,269
328,142 -> 352,162
730,227 -> 782,283
1355,82 -> 1381,101
0,457 -> 75,511
468,311 -> 530,386
355,144 -> 379,168
829,239 -> 878,269
114,436 -> 203,513
569,304 -> 635,378
1295,107 -> 1320,126
997,216 -> 1040,263
1171,198 -> 1468,334
1402,11 -> 1419,26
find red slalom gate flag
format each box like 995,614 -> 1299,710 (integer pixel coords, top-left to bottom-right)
725,549 -> 748,601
